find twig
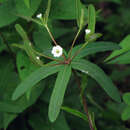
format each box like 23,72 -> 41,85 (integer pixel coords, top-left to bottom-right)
73,70 -> 94,130
33,50 -> 63,63
68,29 -> 81,58
45,25 -> 58,46
71,41 -> 88,61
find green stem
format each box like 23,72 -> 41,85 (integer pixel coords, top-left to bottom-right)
33,50 -> 63,63
68,29 -> 81,58
71,41 -> 89,60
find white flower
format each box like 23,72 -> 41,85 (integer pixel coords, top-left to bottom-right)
36,13 -> 42,19
36,56 -> 40,60
85,29 -> 91,34
51,45 -> 63,57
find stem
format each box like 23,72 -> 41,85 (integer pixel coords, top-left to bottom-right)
71,41 -> 89,60
33,50 -> 63,63
45,25 -> 58,46
73,70 -> 94,130
62,53 -> 66,61
68,29 -> 81,58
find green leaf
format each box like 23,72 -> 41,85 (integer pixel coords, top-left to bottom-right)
29,111 -> 70,130
61,106 -> 88,122
71,59 -> 121,103
0,0 -> 41,28
105,35 -> 130,61
24,0 -> 30,8
85,33 -> 102,43
16,51 -> 40,100
71,41 -> 121,59
121,106 -> 130,121
76,0 -> 82,27
43,0 -> 51,24
15,24 -> 43,66
0,102 -> 22,113
49,65 -> 72,122
33,28 -> 52,52
88,4 -> 96,34
50,0 -> 76,19
76,0 -> 86,29
0,0 -> 17,28
12,62 -> 63,100
15,0 -> 41,17
107,51 -> 130,64
41,0 -> 87,20
123,93 -> 130,105
12,43 -> 25,50
16,51 -> 39,80
0,56 -> 46,129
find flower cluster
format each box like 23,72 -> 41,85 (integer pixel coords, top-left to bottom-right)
36,13 -> 91,58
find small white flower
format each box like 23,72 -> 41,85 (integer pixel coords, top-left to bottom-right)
36,56 -> 40,60
51,45 -> 63,57
36,13 -> 42,19
85,29 -> 91,35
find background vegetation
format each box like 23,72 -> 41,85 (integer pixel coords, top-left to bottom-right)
0,0 -> 130,130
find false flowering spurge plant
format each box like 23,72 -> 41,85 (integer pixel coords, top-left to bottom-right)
12,0 -> 121,130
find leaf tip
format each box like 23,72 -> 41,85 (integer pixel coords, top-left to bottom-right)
11,93 -> 17,101
48,112 -> 57,123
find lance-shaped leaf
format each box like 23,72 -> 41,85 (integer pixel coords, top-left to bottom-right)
15,24 -> 43,66
0,102 -> 22,113
12,62 -> 63,100
71,41 -> 121,59
43,0 -> 51,24
105,35 -> 130,62
61,106 -> 88,122
49,65 -> 72,122
71,59 -> 121,103
76,0 -> 85,29
88,4 -> 96,34
24,0 -> 30,8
